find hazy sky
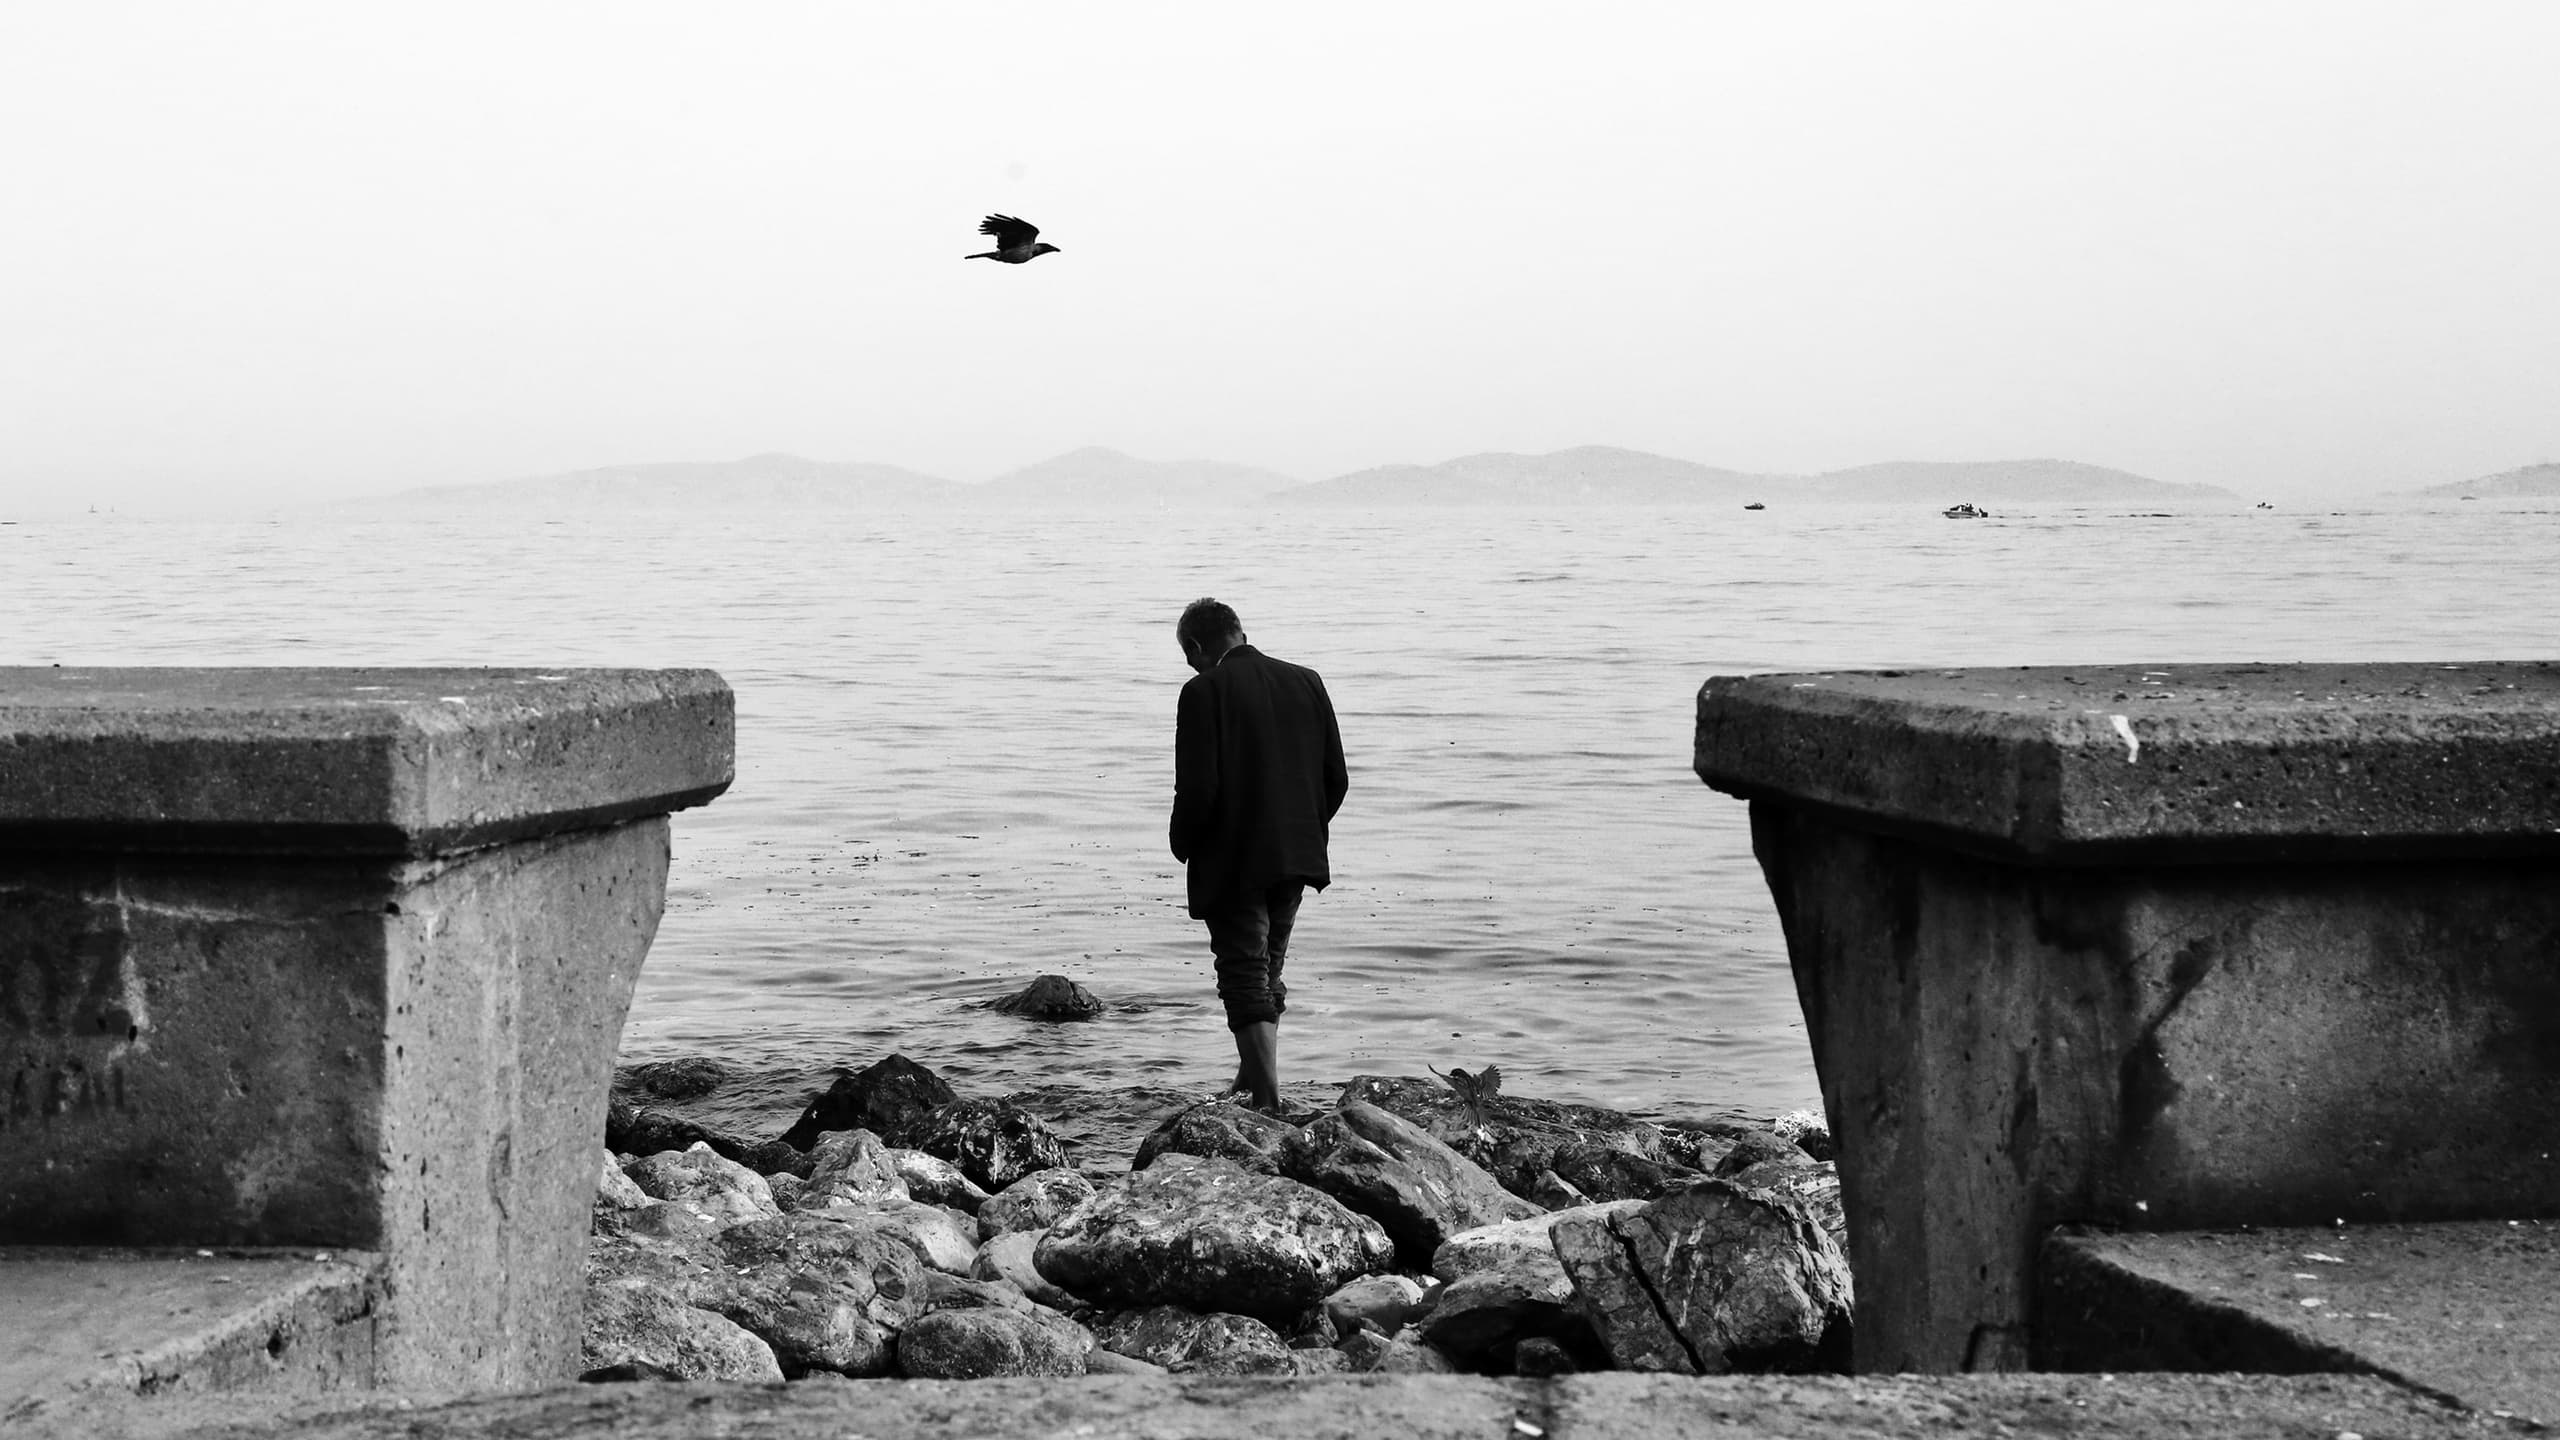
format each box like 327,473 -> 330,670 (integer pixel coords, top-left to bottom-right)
4,2 -> 2556,509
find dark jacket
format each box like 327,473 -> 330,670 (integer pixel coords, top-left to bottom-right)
1170,645 -> 1348,918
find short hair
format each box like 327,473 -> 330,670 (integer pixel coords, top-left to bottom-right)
1176,597 -> 1243,649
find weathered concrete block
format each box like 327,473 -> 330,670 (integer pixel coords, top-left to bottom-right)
0,668 -> 731,1394
1695,662 -> 2560,1374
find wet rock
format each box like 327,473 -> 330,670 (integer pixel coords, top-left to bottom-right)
1772,1108 -> 1834,1161
1035,1155 -> 1394,1323
742,1138 -> 816,1179
1282,1100 -> 1542,1268
990,974 -> 1105,1021
707,1214 -> 931,1377
1322,1273 -> 1428,1338
1133,1098 -> 1299,1176
623,1142 -> 778,1227
970,1230 -> 1081,1310
622,1056 -> 736,1103
1714,1129 -> 1811,1176
608,1101 -> 760,1166
1417,1269 -> 1572,1370
781,1054 -> 957,1150
1547,1142 -> 1702,1203
908,1097 -> 1072,1192
801,1129 -> 911,1206
581,1277 -> 781,1382
796,1195 -> 979,1275
896,1307 -> 1088,1378
1090,1305 -> 1295,1375
888,1148 -> 991,1212
1340,1074 -> 1689,1202
1549,1176 -> 1851,1375
977,1167 -> 1096,1236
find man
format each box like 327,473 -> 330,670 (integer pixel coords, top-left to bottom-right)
1169,598 -> 1348,1114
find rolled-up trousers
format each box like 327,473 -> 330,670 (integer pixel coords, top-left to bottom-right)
1202,879 -> 1305,1032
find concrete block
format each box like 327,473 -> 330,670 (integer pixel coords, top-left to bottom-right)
0,669 -> 731,1394
1,1248 -> 380,1431
1698,661 -> 2560,863
1695,662 -> 2560,1373
0,667 -> 731,855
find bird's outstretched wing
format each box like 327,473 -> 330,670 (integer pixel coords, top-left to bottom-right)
978,214 -> 1038,249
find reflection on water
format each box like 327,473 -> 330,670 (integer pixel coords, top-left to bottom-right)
7,500 -> 2554,1126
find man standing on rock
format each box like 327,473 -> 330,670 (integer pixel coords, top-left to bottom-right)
1169,598 -> 1348,1115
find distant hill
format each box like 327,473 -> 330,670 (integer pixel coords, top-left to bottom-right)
1791,458 -> 2234,504
2412,462 -> 2560,499
970,446 -> 1298,506
1276,448 -> 2229,505
344,452 -> 963,511
1279,445 -> 1764,505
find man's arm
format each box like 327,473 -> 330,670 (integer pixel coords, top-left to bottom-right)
1315,674 -> 1347,823
1170,675 -> 1219,862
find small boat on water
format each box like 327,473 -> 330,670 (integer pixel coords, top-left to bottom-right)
1743,502 -> 1766,511
1942,502 -> 1988,519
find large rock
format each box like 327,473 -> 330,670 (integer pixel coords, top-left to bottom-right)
1133,1099 -> 1300,1176
1545,1142 -> 1703,1204
595,1150 -> 652,1212
977,1167 -> 1096,1236
909,1097 -> 1073,1192
971,1230 -> 1081,1310
1089,1305 -> 1294,1375
1549,1176 -> 1851,1374
1720,1156 -> 1847,1250
1340,1074 -> 1691,1201
800,1129 -> 911,1207
1417,1269 -> 1573,1371
1035,1155 -> 1394,1323
623,1142 -> 779,1227
1282,1100 -> 1542,1267
896,1307 -> 1088,1378
706,1214 -> 931,1377
580,1277 -> 781,1382
1433,1201 -> 1646,1285
888,1148 -> 992,1212
796,1196 -> 980,1274
990,974 -> 1106,1020
781,1054 -> 957,1150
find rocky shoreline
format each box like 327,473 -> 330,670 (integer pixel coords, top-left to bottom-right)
592,1037 -> 1846,1383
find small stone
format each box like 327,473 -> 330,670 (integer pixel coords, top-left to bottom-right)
1512,1336 -> 1577,1377
1322,1273 -> 1428,1338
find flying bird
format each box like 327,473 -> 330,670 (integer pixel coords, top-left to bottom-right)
966,214 -> 1061,264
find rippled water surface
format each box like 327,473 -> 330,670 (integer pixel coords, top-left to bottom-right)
7,500 -> 2554,1128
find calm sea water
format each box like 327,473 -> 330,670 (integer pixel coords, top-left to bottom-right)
6,499 -> 2554,1135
